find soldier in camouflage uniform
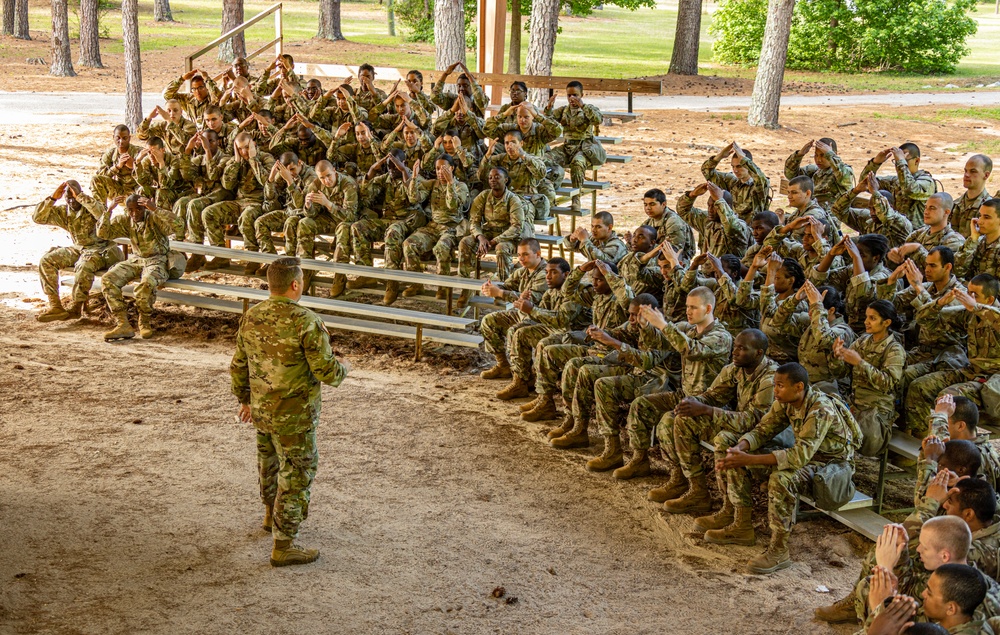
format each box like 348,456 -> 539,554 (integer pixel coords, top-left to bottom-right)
743,210 -> 781,269
655,330 -> 776,522
640,188 -> 695,262
668,252 -> 759,340
380,118 -> 434,167
784,138 -> 855,210
432,62 -> 489,118
33,181 -> 125,321
368,90 -> 431,135
176,130 -> 233,272
162,69 -> 221,127
397,154 -> 470,301
677,182 -> 752,260
953,155 -> 993,239
761,214 -> 834,274
482,101 -> 560,208
783,175 -> 841,244
545,82 -> 606,213
312,86 -> 367,138
888,192 -> 965,270
296,161 -> 359,289
479,131 -> 549,224
559,211 -> 628,265
268,117 -> 328,168
201,106 -> 236,155
97,194 -> 181,341
617,226 -> 665,299
327,121 -> 382,180
249,152 -> 317,270
134,137 -> 184,213
955,199 -> 1000,281
713,363 -> 861,574
353,64 -> 389,115
431,99 -> 488,169
478,238 -> 549,380
91,125 -> 143,205
905,274 -> 1000,436
701,141 -> 770,223
926,395 -> 1000,493
137,101 -> 196,156
809,233 -> 892,333
859,143 -> 936,229
230,257 -> 349,567
739,251 -> 807,364
615,288 -> 733,479
830,174 -> 911,249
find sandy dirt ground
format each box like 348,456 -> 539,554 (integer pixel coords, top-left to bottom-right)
2,104 -> 999,633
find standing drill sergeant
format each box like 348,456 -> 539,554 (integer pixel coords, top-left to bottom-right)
399,154 -> 470,301
478,238 -> 549,380
98,194 -> 181,341
177,129 -> 233,272
784,138 -> 854,210
199,133 -> 275,270
297,161 -> 359,289
702,141 -> 771,223
92,124 -> 143,205
544,82 -> 606,214
859,143 -> 936,229
34,180 -> 124,321
559,211 -> 629,265
230,257 -> 350,567
479,131 -> 549,224
249,152 -> 317,274
713,363 -> 861,573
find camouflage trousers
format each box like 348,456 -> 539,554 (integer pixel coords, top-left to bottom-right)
905,368 -> 984,437
254,210 -> 300,255
534,340 -> 590,396
507,323 -> 561,381
403,222 -> 460,275
591,370 -> 655,437
351,213 -> 426,269
854,401 -> 894,458
481,309 -> 526,356
657,409 -> 755,482
256,427 -> 319,542
519,194 -> 549,225
200,198 -> 263,247
900,345 -> 970,421
626,390 -> 682,451
101,255 -> 169,315
297,215 -> 337,260
236,204 -> 269,252
562,357 -> 630,424
457,234 -> 517,281
548,139 -> 607,190
178,189 -> 233,244
714,429 -> 821,541
39,245 -> 123,304
91,174 -> 139,205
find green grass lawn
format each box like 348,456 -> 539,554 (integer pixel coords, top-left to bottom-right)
18,0 -> 1000,89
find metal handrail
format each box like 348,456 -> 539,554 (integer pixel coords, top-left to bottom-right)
185,2 -> 283,72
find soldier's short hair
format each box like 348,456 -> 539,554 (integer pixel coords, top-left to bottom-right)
930,191 -> 954,211
125,194 -> 142,210
933,564 -> 988,617
435,153 -> 456,168
942,439 -> 981,478
983,197 -> 1000,214
970,153 -> 993,174
741,148 -> 753,161
165,98 -> 181,109
752,210 -> 780,229
518,237 -> 541,254
721,190 -> 734,207
687,286 -> 715,308
490,166 -> 509,182
511,81 -> 527,92
593,211 -> 614,227
234,131 -> 252,146
775,362 -> 809,388
281,53 -> 294,66
856,233 -> 890,261
339,83 -> 356,97
315,160 -> 334,173
202,128 -> 220,143
952,396 -> 980,433
737,328 -> 769,353
65,179 -> 82,195
147,136 -> 164,149
643,188 -> 666,204
632,293 -> 659,309
113,124 -> 130,136
268,257 -> 302,293
279,151 -> 299,165
258,109 -> 274,120
928,246 -> 955,269
878,189 -> 895,208
953,478 -> 997,524
358,63 -> 375,75
205,105 -> 223,117
635,225 -> 657,242
923,516 -> 973,561
900,142 -> 921,159
788,175 -> 814,195
548,257 -> 571,274
719,254 -> 742,280
819,285 -> 845,316
970,273 -> 1000,301
307,78 -> 322,89
504,129 -> 524,143
818,137 -> 837,152
407,69 -> 423,82
190,75 -> 206,87
567,80 -> 584,94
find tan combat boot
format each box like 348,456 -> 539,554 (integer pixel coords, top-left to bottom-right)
547,413 -> 575,439
747,529 -> 790,574
435,287 -> 448,300
204,256 -> 231,270
454,290 -> 471,312
262,506 -> 273,531
480,353 -> 512,380
329,274 -> 347,298
346,276 -> 376,290
244,261 -> 261,276
64,301 -> 84,320
612,448 -> 650,480
704,505 -> 756,546
570,194 -> 582,213
185,254 -> 207,273
496,375 -> 530,400
519,396 -> 541,413
383,281 -> 400,306
694,497 -> 734,532
138,314 -> 154,339
302,270 -> 316,292
647,469 -> 689,503
103,312 -> 135,341
550,415 -> 589,449
662,474 -> 712,514
586,435 -> 624,472
814,594 -> 859,624
402,283 -> 424,298
37,295 -> 69,322
270,539 -> 320,567
522,394 -> 559,421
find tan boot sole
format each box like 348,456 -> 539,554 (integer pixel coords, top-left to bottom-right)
747,555 -> 791,574
550,433 -> 589,449
586,454 -> 624,472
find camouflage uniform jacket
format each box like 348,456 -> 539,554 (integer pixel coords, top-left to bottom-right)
564,266 -> 634,330
407,176 -> 469,227
368,100 -> 431,133
809,261 -> 892,332
362,173 -> 423,221
431,112 -> 488,156
918,412 -> 1000,503
380,129 -> 435,165
314,101 -> 369,138
955,234 -> 1000,281
230,295 -> 348,435
741,386 -> 859,472
859,159 -> 936,229
784,148 -> 855,210
617,251 -> 664,298
617,322 -> 681,386
701,155 -> 771,222
676,194 -> 752,259
527,286 -> 590,332
97,207 -> 178,260
484,117 -> 563,157
500,259 -> 549,304
877,275 -> 967,353
651,317 -> 733,396
830,189 -> 912,248
953,189 -> 991,239
785,198 -> 841,244
673,268 -> 759,339
830,332 -> 906,411
762,227 -> 833,273
547,104 -> 602,141
221,153 -> 276,203
135,152 -> 183,197
96,143 -> 145,187
469,188 -> 525,242
304,173 -> 359,225
328,138 -> 383,176
559,231 -> 628,265
696,357 -> 778,433
263,165 -> 317,212
771,295 -> 851,382
33,194 -> 112,251
904,222 -> 966,269
642,208 -> 696,263
354,87 -> 389,117
179,149 -> 232,195
915,298 -> 1000,376
478,151 -> 547,198
162,76 -> 221,125
757,285 -> 808,364
431,82 -> 489,118
137,118 -> 197,156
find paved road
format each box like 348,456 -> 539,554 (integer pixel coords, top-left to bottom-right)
2,89 -> 1000,124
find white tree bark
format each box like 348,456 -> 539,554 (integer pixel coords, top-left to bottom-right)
317,0 -> 345,40
50,0 -> 76,77
154,0 -> 173,22
525,0 -> 559,103
14,0 -> 29,39
434,0 -> 466,69
218,0 -> 246,63
122,0 -> 142,131
79,0 -> 103,68
669,0 -> 702,75
747,0 -> 795,128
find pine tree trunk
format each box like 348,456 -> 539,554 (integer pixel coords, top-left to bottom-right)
153,0 -> 173,22
434,0 -> 465,69
317,0 -> 345,40
508,0 -> 521,74
79,0 -> 103,68
2,0 -> 15,36
386,0 -> 396,36
747,0 -> 795,128
122,0 -> 142,132
50,0 -> 76,77
14,0 -> 29,39
525,0 -> 559,104
218,0 -> 246,63
668,0 -> 701,75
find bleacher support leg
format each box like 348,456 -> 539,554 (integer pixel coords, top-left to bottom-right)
876,448 -> 889,515
628,90 -> 633,114
242,298 -> 249,314
414,325 -> 423,361
446,288 -> 454,315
